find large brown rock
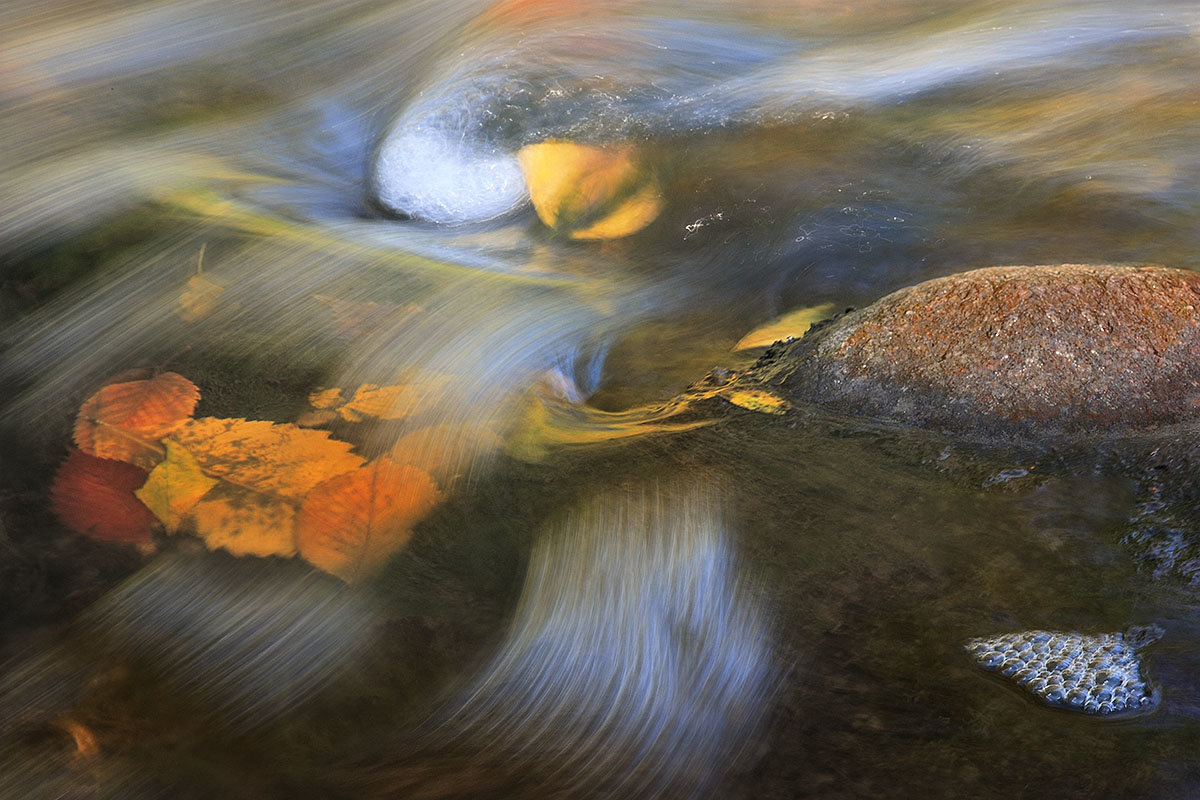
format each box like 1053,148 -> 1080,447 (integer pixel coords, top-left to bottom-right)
755,264 -> 1200,435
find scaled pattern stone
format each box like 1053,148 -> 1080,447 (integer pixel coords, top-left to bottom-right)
755,265 -> 1200,435
965,626 -> 1163,716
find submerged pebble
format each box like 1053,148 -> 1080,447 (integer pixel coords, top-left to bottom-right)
964,626 -> 1164,716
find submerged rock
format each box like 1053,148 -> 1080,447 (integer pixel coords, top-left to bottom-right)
965,626 -> 1163,717
752,265 -> 1200,436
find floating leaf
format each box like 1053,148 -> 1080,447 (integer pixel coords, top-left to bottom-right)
168,418 -> 364,500
50,449 -> 157,544
190,483 -> 297,558
518,140 -> 663,240
74,372 -> 199,468
176,273 -> 226,322
135,440 -> 219,532
734,303 -> 837,351
297,458 -> 441,582
721,389 -> 789,415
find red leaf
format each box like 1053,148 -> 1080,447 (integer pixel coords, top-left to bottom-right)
50,449 -> 158,544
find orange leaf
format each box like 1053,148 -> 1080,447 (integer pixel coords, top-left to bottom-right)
74,372 -> 199,468
50,449 -> 158,544
297,458 -> 441,582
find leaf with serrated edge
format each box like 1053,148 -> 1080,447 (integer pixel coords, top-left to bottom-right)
168,417 -> 364,500
190,483 -> 297,558
297,458 -> 440,582
135,440 -> 218,532
74,372 -> 199,468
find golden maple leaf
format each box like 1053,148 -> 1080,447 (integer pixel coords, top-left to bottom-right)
135,440 -> 219,532
517,140 -> 663,240
297,458 -> 441,582
74,372 -> 199,468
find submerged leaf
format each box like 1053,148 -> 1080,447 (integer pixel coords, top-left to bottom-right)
190,483 -> 298,558
50,449 -> 158,544
721,389 -> 789,415
176,273 -> 227,322
168,417 -> 364,500
308,387 -> 343,410
338,383 -> 427,422
74,372 -> 199,468
135,440 -> 219,532
313,294 -> 422,340
518,140 -> 663,240
297,458 -> 441,582
734,303 -> 837,351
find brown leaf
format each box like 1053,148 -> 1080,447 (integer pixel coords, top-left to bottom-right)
297,458 -> 441,582
189,483 -> 298,558
74,372 -> 199,468
50,449 -> 158,544
168,417 -> 364,501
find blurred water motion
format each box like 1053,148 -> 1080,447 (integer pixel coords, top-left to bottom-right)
429,484 -> 776,798
3,0 -> 1200,797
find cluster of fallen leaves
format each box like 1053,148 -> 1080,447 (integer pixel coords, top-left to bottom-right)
51,371 -> 441,582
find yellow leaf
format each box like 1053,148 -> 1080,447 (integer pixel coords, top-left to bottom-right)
734,303 -> 837,351
518,140 -> 663,240
176,273 -> 226,322
720,389 -> 789,415
297,458 -> 441,582
339,383 -> 425,422
168,417 -> 364,500
135,440 -> 218,532
190,483 -> 297,558
308,387 -> 343,410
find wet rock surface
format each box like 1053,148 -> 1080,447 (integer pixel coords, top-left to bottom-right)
751,265 -> 1200,437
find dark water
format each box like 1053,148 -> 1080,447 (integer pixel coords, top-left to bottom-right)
3,1 -> 1200,797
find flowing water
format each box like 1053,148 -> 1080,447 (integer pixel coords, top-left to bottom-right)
3,1 -> 1200,797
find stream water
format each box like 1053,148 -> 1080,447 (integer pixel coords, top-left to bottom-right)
3,1 -> 1200,797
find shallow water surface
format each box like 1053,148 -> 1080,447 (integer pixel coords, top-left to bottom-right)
3,1 -> 1200,797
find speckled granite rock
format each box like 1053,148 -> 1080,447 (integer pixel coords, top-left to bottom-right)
752,265 -> 1200,436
